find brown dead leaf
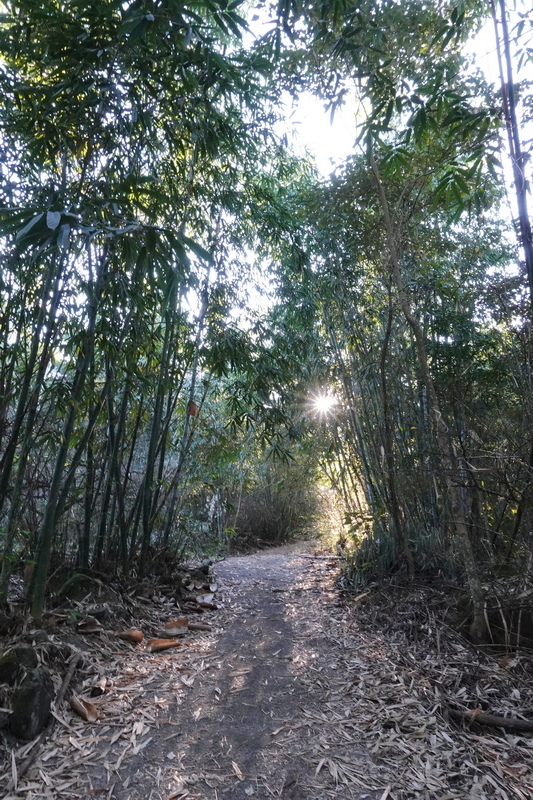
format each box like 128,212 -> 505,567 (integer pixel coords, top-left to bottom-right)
163,618 -> 189,636
188,621 -> 213,632
183,602 -> 204,613
70,695 -> 99,722
77,617 -> 104,634
43,612 -> 68,625
115,629 -> 143,644
146,638 -> 181,653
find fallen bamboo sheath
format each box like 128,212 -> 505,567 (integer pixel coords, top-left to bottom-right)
449,707 -> 533,732
188,622 -> 213,632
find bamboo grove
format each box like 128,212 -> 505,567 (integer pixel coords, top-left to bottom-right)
0,0 -> 300,619
0,0 -> 532,635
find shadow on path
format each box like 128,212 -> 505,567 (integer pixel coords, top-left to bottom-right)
111,541 -> 372,800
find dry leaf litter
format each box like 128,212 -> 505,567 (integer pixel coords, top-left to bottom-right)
0,544 -> 532,800
1,575 -> 219,799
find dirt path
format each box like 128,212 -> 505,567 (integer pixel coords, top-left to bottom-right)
3,541 -> 377,800
105,541 -> 374,800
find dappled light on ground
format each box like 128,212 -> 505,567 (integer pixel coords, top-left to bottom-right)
3,544 -> 533,799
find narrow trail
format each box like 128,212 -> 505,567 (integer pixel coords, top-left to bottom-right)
166,542 -> 373,800
107,541 -> 374,800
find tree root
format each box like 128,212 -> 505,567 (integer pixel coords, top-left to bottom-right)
449,707 -> 533,732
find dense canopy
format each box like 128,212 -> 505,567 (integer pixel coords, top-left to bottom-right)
0,0 -> 531,636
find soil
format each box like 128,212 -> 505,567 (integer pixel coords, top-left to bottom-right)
101,540 -> 375,800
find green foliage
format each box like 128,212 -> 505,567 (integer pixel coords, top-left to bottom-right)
270,138 -> 527,585
0,0 -> 531,615
0,0 -> 301,610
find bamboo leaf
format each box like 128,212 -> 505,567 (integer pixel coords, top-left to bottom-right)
57,223 -> 71,249
182,235 -> 213,263
15,212 -> 44,242
46,210 -> 62,230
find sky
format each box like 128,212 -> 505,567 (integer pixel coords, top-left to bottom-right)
279,91 -> 358,177
275,8 -> 531,180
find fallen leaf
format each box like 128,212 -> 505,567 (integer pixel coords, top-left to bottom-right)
70,695 -> 99,722
77,617 -> 104,634
232,761 -> 244,780
163,618 -> 189,636
183,602 -> 204,613
43,612 -> 68,625
11,750 -> 17,792
188,622 -> 213,632
196,593 -> 214,604
132,736 -> 153,755
185,580 -> 204,591
165,788 -> 188,800
146,638 -> 181,653
116,629 -> 143,643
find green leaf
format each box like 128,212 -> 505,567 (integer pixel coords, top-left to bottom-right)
57,223 -> 71,249
15,212 -> 44,243
182,236 -> 213,263
46,210 -> 62,230
0,208 -> 35,237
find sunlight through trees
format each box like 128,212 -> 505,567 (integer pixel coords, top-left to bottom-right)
0,0 -> 531,638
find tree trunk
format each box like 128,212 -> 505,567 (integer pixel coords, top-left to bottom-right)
29,250 -> 107,622
138,311 -> 174,576
491,0 -> 533,306
380,287 -> 415,576
370,149 -> 488,641
162,285 -> 209,547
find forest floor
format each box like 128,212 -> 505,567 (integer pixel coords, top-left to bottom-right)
3,541 -> 533,800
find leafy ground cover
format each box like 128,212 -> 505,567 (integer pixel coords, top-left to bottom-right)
2,543 -> 533,799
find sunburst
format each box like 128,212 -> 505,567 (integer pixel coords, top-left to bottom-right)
311,392 -> 337,415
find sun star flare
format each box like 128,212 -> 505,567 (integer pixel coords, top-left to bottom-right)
311,392 -> 337,415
